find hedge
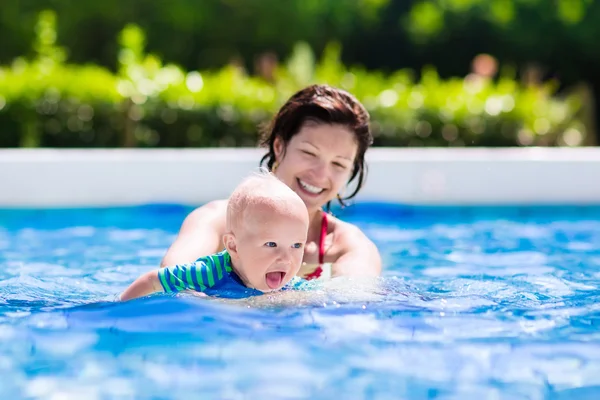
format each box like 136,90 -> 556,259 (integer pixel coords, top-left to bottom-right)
0,11 -> 587,148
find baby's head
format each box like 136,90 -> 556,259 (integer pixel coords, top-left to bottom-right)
223,169 -> 309,292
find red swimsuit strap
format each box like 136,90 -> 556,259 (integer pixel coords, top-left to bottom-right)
318,210 -> 328,265
304,211 -> 328,281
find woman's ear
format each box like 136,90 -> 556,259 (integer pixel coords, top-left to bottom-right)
273,136 -> 284,161
223,233 -> 238,257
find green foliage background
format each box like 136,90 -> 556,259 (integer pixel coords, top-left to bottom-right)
0,0 -> 596,148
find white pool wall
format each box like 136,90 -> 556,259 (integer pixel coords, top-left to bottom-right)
1,147 -> 599,207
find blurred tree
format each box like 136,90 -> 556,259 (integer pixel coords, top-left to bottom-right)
1,0 -> 599,143
401,0 -> 600,143
0,9 -> 585,148
0,0 -> 389,72
3,0 -> 596,86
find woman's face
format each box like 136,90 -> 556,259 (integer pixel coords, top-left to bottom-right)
273,121 -> 358,213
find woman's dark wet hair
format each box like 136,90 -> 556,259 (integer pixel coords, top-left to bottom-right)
259,84 -> 373,209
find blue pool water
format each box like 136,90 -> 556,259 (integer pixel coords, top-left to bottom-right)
1,203 -> 600,399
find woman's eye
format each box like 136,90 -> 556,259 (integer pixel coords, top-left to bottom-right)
333,162 -> 347,169
265,242 -> 277,247
301,150 -> 315,157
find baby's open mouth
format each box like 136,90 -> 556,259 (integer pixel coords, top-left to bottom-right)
265,271 -> 285,289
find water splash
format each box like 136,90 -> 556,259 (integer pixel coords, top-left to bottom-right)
1,204 -> 600,398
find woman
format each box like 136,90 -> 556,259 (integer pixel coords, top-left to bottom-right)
160,84 -> 381,278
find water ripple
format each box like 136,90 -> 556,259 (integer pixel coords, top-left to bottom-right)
1,204 -> 600,398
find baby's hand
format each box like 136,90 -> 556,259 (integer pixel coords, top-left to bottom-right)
120,270 -> 163,301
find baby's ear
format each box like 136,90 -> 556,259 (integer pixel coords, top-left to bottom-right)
223,233 -> 238,256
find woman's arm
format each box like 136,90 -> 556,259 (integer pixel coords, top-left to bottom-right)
330,223 -> 382,278
160,200 -> 227,268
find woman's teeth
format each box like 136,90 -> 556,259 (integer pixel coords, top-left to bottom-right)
298,179 -> 324,194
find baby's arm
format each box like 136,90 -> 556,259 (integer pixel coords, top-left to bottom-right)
120,261 -> 208,301
120,270 -> 163,301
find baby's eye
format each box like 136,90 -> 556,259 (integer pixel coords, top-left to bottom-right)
292,243 -> 303,249
265,242 -> 277,247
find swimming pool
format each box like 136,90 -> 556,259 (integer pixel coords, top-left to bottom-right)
1,203 -> 599,399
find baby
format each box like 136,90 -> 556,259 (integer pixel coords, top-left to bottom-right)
120,170 -> 309,301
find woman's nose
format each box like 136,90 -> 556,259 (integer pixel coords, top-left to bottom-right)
310,159 -> 329,179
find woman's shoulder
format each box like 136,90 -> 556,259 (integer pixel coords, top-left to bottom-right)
326,212 -> 382,276
327,213 -> 376,250
188,199 -> 228,218
327,213 -> 358,234
199,199 -> 229,211
181,199 -> 228,230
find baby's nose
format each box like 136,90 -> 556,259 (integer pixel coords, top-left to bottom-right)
277,248 -> 293,263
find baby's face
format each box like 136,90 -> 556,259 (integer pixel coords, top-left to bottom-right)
232,203 -> 308,292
